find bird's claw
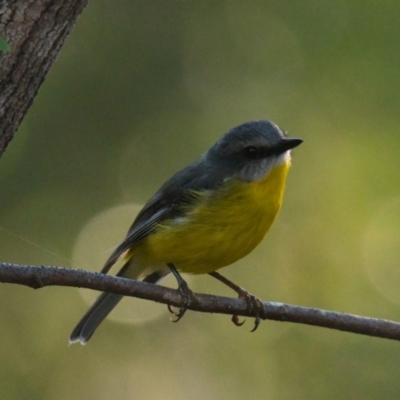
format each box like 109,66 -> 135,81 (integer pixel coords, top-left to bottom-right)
231,314 -> 246,326
167,280 -> 197,323
232,289 -> 264,332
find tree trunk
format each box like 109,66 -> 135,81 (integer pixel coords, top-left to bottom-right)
0,0 -> 88,157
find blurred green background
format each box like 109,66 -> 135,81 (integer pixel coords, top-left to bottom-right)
2,0 -> 400,399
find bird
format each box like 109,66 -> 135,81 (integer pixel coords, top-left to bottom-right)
70,120 -> 302,344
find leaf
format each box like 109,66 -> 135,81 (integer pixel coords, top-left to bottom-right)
0,36 -> 11,52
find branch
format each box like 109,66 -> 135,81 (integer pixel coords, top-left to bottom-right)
1,263 -> 400,341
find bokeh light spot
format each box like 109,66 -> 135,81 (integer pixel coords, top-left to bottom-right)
363,196 -> 400,304
72,203 -> 172,325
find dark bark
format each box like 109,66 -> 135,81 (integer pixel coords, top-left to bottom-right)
0,0 -> 87,156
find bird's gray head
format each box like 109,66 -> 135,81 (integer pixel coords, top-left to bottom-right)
206,120 -> 302,182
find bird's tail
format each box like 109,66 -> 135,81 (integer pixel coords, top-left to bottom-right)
69,264 -> 169,345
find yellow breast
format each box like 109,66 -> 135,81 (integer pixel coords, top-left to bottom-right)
132,161 -> 291,274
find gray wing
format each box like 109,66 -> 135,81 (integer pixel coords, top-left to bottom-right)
101,158 -> 225,273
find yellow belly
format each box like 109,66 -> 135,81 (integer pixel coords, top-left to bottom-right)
130,161 -> 290,274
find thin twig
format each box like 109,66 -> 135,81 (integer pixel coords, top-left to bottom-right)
1,262 -> 399,341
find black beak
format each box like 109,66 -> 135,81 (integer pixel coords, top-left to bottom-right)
275,138 -> 303,154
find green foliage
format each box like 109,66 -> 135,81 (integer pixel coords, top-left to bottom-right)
0,36 -> 10,52
2,1 -> 400,399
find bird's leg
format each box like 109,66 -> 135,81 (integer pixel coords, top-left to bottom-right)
167,263 -> 197,322
209,271 -> 264,332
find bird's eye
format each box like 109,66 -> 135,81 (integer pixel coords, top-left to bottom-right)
244,146 -> 259,159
